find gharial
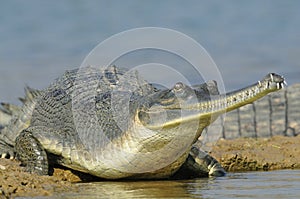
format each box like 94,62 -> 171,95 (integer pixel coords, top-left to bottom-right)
0,66 -> 285,179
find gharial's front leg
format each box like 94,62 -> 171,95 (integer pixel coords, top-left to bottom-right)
173,142 -> 226,179
15,130 -> 49,175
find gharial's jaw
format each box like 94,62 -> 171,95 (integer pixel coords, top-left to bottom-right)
220,73 -> 285,113
138,73 -> 285,130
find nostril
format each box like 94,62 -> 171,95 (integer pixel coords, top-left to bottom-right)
173,82 -> 184,91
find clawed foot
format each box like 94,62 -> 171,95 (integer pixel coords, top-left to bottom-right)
174,145 -> 226,179
190,146 -> 226,177
0,141 -> 14,159
206,156 -> 226,177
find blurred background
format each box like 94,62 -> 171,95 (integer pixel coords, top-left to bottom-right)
0,0 -> 299,104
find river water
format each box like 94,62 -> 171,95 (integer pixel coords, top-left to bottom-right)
20,170 -> 300,199
0,0 -> 300,104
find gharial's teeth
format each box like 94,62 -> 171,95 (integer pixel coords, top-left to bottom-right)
270,73 -> 274,81
277,83 -> 280,89
284,80 -> 287,86
1,153 -> 6,158
258,80 -> 262,87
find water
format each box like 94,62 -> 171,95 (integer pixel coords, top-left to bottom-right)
0,0 -> 300,104
22,170 -> 300,199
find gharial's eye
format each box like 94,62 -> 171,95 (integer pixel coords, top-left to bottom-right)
173,82 -> 184,91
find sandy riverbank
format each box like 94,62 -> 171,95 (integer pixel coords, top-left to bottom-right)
0,135 -> 299,198
210,135 -> 300,171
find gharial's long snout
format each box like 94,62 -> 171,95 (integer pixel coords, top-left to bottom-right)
222,73 -> 285,113
138,73 -> 285,130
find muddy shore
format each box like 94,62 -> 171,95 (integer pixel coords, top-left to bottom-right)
210,135 -> 300,171
1,135 -> 299,198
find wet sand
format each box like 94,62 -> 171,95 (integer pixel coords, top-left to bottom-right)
0,135 -> 299,198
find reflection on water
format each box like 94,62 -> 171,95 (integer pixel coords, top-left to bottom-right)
64,180 -> 201,199
31,170 -> 300,199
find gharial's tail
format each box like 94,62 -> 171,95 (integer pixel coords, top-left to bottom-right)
0,103 -> 19,130
0,86 -> 41,158
0,86 -> 40,128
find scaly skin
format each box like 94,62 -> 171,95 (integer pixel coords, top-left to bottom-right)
0,87 -> 41,159
0,66 -> 285,179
